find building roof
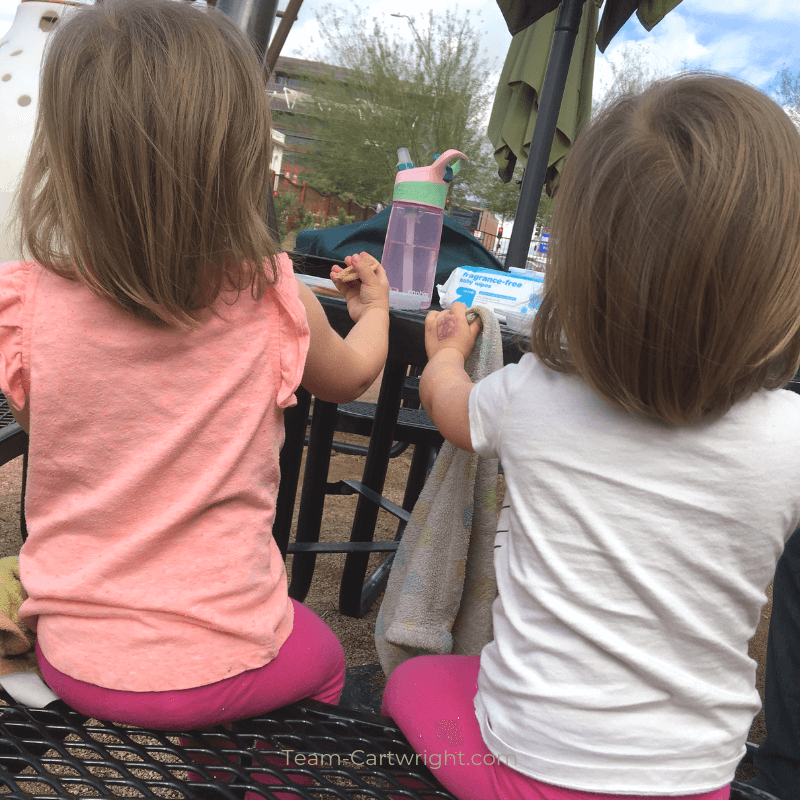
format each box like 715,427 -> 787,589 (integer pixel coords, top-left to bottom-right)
267,56 -> 353,90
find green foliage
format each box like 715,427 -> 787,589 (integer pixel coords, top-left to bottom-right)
773,66 -> 800,112
470,155 -> 523,222
592,44 -> 669,116
321,208 -> 356,229
274,193 -> 315,241
467,155 -> 553,229
297,5 -> 496,207
274,193 -> 356,239
273,192 -> 293,242
536,190 -> 554,231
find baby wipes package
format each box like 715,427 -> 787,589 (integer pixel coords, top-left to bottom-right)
437,266 -> 544,331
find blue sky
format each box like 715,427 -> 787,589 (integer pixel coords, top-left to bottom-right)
2,0 -> 799,105
2,1 -> 797,244
276,0 -> 800,104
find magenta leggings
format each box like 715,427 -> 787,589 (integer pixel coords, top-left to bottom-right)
383,655 -> 731,800
35,599 -> 346,729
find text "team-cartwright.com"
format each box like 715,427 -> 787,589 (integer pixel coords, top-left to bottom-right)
280,750 -> 517,770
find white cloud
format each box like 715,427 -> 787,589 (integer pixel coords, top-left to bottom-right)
280,0 -> 509,68
642,11 -> 710,67
593,11 -> 712,99
683,0 -> 800,22
592,7 -> 793,98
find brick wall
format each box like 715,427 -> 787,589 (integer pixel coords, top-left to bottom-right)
271,172 -> 377,225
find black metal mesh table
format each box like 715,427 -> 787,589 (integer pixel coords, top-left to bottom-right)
0,690 -> 459,799
0,686 -> 779,800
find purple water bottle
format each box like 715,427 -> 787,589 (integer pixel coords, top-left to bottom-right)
382,149 -> 468,309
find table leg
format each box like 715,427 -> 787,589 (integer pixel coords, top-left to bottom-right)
20,445 -> 28,543
338,360 -> 407,618
288,398 -> 338,602
358,442 -> 438,615
275,388 -> 311,558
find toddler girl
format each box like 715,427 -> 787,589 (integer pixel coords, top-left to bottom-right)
0,0 -> 389,734
385,73 -> 800,800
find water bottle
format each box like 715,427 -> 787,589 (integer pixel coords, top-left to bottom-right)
382,148 -> 468,310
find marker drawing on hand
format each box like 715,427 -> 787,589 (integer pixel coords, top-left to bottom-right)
437,316 -> 458,341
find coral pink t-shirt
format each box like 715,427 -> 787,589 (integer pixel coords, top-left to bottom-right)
0,254 -> 309,692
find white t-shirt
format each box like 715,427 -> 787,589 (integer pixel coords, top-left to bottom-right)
469,354 -> 800,794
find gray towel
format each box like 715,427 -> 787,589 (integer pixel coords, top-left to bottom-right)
376,306 -> 503,678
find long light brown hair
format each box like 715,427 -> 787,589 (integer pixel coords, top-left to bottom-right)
9,0 -> 279,329
530,72 -> 800,424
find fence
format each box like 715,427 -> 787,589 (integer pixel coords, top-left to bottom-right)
493,230 -> 548,272
270,174 -> 547,272
271,171 -> 378,227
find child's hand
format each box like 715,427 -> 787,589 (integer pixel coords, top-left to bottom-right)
330,252 -> 390,323
424,303 -> 481,361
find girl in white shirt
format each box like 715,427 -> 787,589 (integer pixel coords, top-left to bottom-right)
383,72 -> 800,800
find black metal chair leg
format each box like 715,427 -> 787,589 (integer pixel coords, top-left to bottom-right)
20,446 -> 28,543
275,387 -> 311,558
400,443 -> 437,513
357,442 -> 439,615
338,360 -> 407,617
288,398 -> 338,602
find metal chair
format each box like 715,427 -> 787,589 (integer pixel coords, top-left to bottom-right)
284,381 -> 443,608
0,391 -> 28,542
276,254 -> 446,616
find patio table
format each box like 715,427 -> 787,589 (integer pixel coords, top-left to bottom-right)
275,292 -> 528,618
275,289 -> 800,618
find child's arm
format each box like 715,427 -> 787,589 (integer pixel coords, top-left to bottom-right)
297,252 -> 390,404
419,302 -> 481,452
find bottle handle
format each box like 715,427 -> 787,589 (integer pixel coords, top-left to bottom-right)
431,150 -> 468,181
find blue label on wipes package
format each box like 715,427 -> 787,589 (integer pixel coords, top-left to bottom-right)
437,266 -> 544,321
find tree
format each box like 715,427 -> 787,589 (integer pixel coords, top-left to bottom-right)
772,66 -> 800,131
295,5 -> 496,207
773,66 -> 800,111
592,43 -> 669,116
472,158 -> 523,224
464,142 -> 558,231
535,189 -> 554,231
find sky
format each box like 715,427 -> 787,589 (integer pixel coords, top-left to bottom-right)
278,0 -> 800,102
2,0 -> 799,104
3,0 -> 799,242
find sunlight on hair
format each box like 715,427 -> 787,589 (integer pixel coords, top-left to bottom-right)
8,0 -> 280,331
530,72 -> 800,424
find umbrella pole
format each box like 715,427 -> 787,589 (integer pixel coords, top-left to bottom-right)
505,0 -> 588,271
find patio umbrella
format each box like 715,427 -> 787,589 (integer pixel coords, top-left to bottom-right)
493,0 -> 684,270
488,1 -> 599,188
497,0 -> 683,49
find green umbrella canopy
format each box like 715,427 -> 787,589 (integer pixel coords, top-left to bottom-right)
488,0 -> 683,186
496,0 -> 684,50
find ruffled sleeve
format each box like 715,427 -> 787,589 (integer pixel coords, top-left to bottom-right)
0,262 -> 28,411
272,253 -> 310,409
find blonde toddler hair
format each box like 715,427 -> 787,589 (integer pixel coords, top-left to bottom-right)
531,72 -> 800,424
11,0 -> 279,329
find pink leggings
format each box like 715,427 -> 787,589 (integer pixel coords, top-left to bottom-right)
383,655 -> 731,800
35,599 -> 346,729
